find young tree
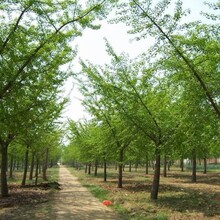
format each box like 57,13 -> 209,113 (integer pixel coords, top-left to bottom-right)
0,0 -> 116,197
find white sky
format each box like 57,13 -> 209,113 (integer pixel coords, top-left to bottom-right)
61,0 -> 217,121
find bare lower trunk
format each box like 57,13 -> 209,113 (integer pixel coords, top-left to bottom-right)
163,154 -> 167,177
145,153 -> 149,174
129,161 -> 132,172
35,158 -> 39,186
192,149 -> 197,183
29,152 -> 35,180
104,159 -> 107,182
203,158 -> 207,174
43,148 -> 49,181
1,142 -> 9,197
118,149 -> 123,188
151,147 -> 160,200
9,154 -> 14,178
22,145 -> 29,186
94,160 -> 98,176
180,157 -> 184,172
85,163 -> 88,173
88,163 -> 91,175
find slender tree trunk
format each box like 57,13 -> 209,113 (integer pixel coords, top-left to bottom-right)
104,159 -> 107,182
180,157 -> 184,172
85,163 -> 88,173
88,163 -> 91,175
1,142 -> 9,197
168,161 -> 171,171
152,160 -> 155,170
94,159 -> 98,176
145,153 -> 149,174
118,149 -> 124,188
9,154 -> 14,178
203,157 -> 207,174
151,146 -> 161,200
129,161 -> 132,172
22,145 -> 29,186
29,152 -> 35,180
163,154 -> 167,177
43,148 -> 49,181
192,149 -> 197,183
35,158 -> 39,186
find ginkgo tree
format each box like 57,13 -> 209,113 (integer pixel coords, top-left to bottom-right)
0,0 -> 117,197
75,40 -> 180,199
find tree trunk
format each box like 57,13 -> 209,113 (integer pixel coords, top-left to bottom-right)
29,152 -> 35,180
42,148 -> 49,181
129,161 -> 132,172
151,147 -> 160,200
1,142 -> 9,197
9,154 -> 14,178
168,160 -> 171,171
180,157 -> 184,172
103,159 -> 107,182
22,145 -> 29,186
88,163 -> 91,175
118,149 -> 123,188
85,163 -> 88,173
203,157 -> 207,174
35,158 -> 39,186
145,153 -> 149,174
163,154 -> 167,177
94,159 -> 98,176
192,149 -> 197,183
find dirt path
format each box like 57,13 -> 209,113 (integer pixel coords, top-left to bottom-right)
0,166 -> 120,220
51,166 -> 120,220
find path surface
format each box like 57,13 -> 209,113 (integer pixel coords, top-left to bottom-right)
52,166 -> 120,220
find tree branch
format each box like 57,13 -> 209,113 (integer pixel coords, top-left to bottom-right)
133,0 -> 220,119
0,0 -> 107,100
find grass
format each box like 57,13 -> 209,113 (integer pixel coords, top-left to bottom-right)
68,165 -> 220,220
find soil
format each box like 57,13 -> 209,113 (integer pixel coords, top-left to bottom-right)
0,166 -> 120,220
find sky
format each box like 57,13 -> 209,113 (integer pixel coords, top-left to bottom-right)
61,0 -> 217,122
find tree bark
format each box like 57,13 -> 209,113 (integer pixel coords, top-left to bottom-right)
88,163 -> 91,175
192,149 -> 197,183
29,152 -> 35,180
22,145 -> 29,186
203,157 -> 207,174
118,149 -> 124,188
163,154 -> 167,177
35,158 -> 39,186
145,153 -> 149,174
129,161 -> 132,172
9,154 -> 14,178
42,148 -> 49,181
180,157 -> 184,172
94,159 -> 98,176
103,159 -> 107,182
1,142 -> 9,197
85,163 -> 88,173
151,147 -> 160,200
